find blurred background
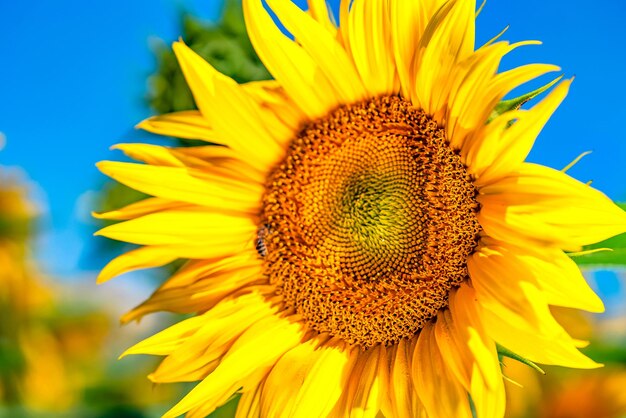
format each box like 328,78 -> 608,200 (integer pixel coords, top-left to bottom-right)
1,0 -> 625,417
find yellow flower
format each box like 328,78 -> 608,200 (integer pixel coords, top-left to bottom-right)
96,0 -> 626,417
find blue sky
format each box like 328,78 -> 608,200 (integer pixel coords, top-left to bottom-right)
1,0 -> 625,277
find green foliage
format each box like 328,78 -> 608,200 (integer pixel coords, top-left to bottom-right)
571,203 -> 626,267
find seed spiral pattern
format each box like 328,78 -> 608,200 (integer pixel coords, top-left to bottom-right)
260,96 -> 481,347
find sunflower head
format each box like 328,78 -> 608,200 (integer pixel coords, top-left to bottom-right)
260,95 -> 482,347
96,0 -> 626,417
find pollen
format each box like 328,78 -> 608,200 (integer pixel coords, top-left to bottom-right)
260,96 -> 481,348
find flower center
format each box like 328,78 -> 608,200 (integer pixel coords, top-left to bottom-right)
259,96 -> 480,348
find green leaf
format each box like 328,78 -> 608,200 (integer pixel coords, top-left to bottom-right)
570,203 -> 626,267
497,343 -> 545,374
488,76 -> 562,122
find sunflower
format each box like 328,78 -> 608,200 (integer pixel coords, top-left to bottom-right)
96,0 -> 626,417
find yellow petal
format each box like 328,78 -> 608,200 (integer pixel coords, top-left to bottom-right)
95,208 -> 255,248
116,141 -> 236,165
261,340 -> 320,418
93,197 -> 187,221
242,81 -> 303,147
434,310 -> 471,389
242,80 -> 286,105
122,262 -> 263,322
475,80 -> 571,185
384,339 -> 424,417
448,285 -> 506,418
112,143 -> 264,184
413,0 -> 476,117
441,286 -> 502,391
112,143 -> 185,166
478,163 -> 626,249
448,43 -> 559,151
139,86 -> 302,149
480,237 -> 603,313
334,345 -> 385,418
307,0 -> 336,33
97,245 -> 178,284
461,64 -> 560,171
266,0 -> 366,104
445,41 -> 513,149
235,382 -> 264,418
172,41 -> 283,171
243,79 -> 303,128
120,314 -> 207,357
413,321 -> 473,417
463,109 -> 522,175
162,314 -> 304,418
343,0 -> 397,95
291,341 -> 352,418
160,252 -> 256,290
243,0 -> 339,119
468,245 -> 600,368
391,0 -> 447,98
150,292 -> 275,383
488,63 -> 560,110
136,110 -> 218,142
169,146 -> 266,182
97,161 -> 262,213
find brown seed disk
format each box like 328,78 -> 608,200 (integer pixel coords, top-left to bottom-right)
259,95 -> 480,348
